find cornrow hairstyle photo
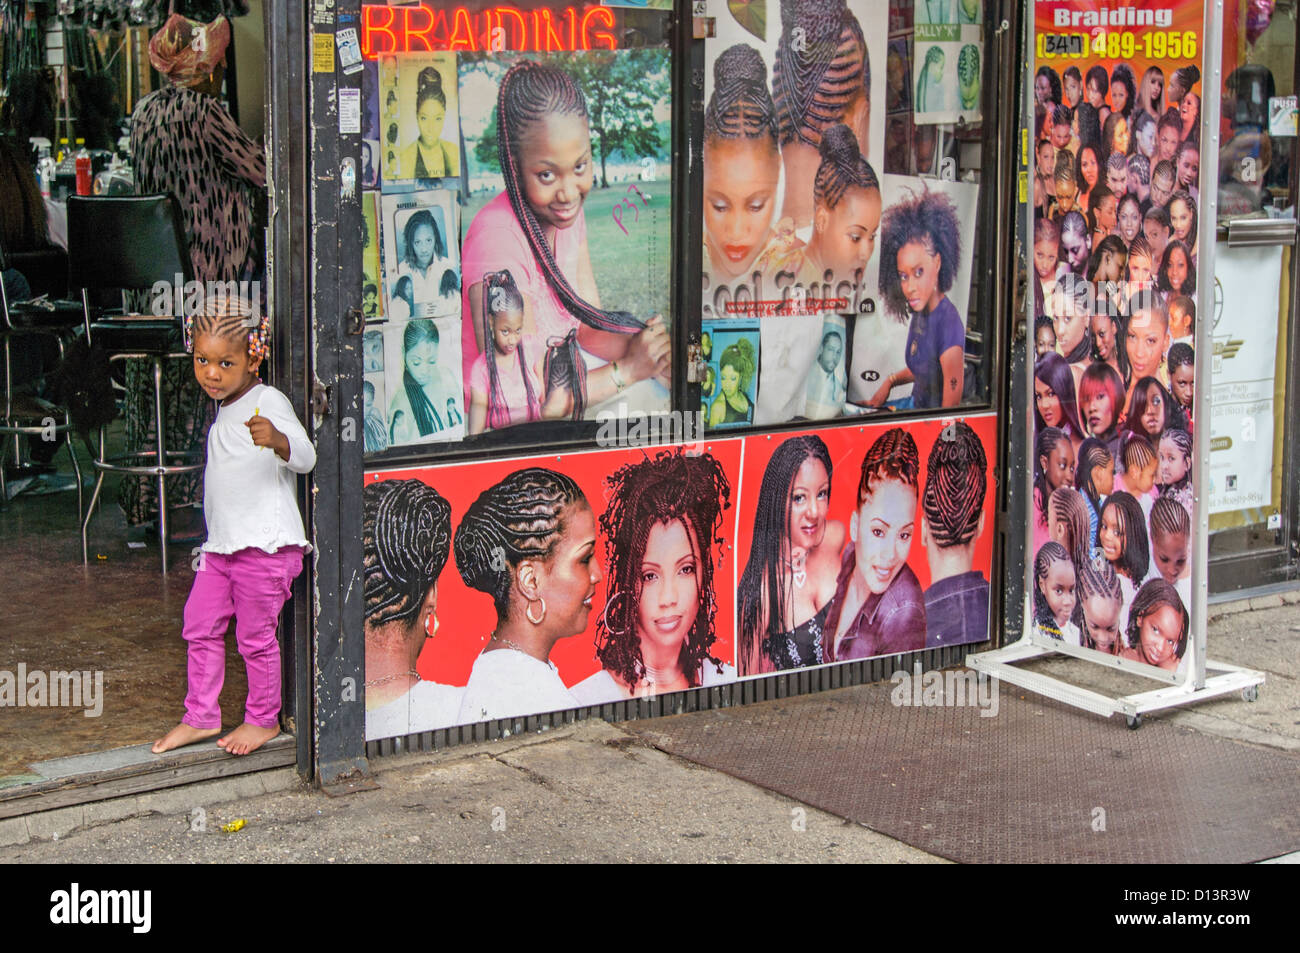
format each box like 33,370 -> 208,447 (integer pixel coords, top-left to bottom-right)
481,269 -> 540,431
1105,150 -> 1128,180
1126,578 -> 1189,661
496,60 -> 645,337
1124,234 -> 1154,282
705,44 -> 779,146
1049,486 -> 1092,570
922,421 -> 987,549
858,426 -> 920,505
814,123 -> 880,210
738,435 -> 834,675
1102,490 -> 1149,582
1086,183 -> 1114,235
542,328 -> 588,421
1034,426 -> 1068,527
1171,65 -> 1201,101
1086,234 -> 1128,283
1034,352 -> 1085,437
1075,437 -> 1113,514
363,480 -> 452,628
1167,189 -> 1198,239
596,450 -> 732,690
1034,215 -> 1059,246
1157,427 -> 1193,494
1032,540 -> 1073,632
878,187 -> 961,322
185,289 -> 269,362
1121,431 -> 1156,474
1128,152 -> 1151,185
1077,556 -> 1123,653
453,467 -> 586,616
1150,492 -> 1191,541
772,0 -> 869,148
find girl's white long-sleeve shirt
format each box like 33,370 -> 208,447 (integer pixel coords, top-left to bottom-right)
202,382 -> 315,555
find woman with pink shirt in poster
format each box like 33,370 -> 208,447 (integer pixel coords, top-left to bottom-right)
460,61 -> 668,418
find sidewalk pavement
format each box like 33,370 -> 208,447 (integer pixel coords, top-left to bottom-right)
1,595 -> 1296,864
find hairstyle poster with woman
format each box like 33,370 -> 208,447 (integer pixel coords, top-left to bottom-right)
457,50 -> 674,434
381,188 -> 461,320
362,440 -> 741,738
1027,0 -> 1205,675
382,51 -> 462,183
382,315 -> 466,446
846,174 -> 980,410
703,320 -> 760,429
700,0 -> 887,399
734,414 -> 997,677
362,191 -> 384,320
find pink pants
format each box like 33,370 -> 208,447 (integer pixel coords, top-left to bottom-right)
181,545 -> 304,730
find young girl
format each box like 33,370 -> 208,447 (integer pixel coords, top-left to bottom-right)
468,270 -> 546,434
1033,426 -> 1075,550
1167,295 -> 1195,346
152,295 -> 315,756
870,187 -> 965,409
1075,437 -> 1114,556
1077,556 -> 1123,654
1048,486 -> 1092,570
1099,489 -> 1150,605
1149,494 -> 1192,609
1033,541 -> 1080,644
1156,427 -> 1194,514
1121,578 -> 1188,671
1115,433 -> 1159,524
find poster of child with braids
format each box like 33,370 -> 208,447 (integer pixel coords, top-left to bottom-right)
733,414 -> 997,677
1026,0 -> 1205,675
362,441 -> 741,737
912,0 -> 983,125
457,49 -> 674,434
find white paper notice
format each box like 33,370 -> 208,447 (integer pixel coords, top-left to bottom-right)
339,87 -> 361,135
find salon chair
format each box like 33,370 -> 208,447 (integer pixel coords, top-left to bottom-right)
0,240 -> 84,511
68,194 -> 206,573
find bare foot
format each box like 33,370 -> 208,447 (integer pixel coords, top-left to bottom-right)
217,723 -> 279,756
152,723 -> 220,754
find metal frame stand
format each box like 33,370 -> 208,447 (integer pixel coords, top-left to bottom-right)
971,0 -> 1264,726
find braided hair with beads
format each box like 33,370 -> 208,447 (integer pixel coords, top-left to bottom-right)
453,467 -> 587,617
772,0 -> 869,149
496,59 -> 645,337
596,450 -> 732,689
185,290 -> 270,362
921,420 -> 986,549
363,480 -> 452,628
738,435 -> 833,674
480,270 -> 540,431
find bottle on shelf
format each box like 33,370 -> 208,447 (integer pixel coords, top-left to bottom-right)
75,138 -> 92,196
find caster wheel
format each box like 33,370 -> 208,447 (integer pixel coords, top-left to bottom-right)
1242,685 -> 1259,702
1125,713 -> 1143,730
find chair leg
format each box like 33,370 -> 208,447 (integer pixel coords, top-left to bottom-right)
153,357 -> 168,574
81,425 -> 108,565
68,421 -> 84,526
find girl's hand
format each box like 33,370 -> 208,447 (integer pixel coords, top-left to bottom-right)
623,316 -> 670,384
246,415 -> 290,461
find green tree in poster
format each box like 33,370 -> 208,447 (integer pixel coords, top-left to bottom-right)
474,109 -> 501,172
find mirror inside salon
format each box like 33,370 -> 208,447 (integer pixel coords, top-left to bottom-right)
0,1 -> 270,786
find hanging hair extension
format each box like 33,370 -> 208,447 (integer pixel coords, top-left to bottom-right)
497,60 -> 644,336
1126,578 -> 1189,660
481,270 -> 540,431
596,450 -> 732,689
0,138 -> 50,252
1101,490 -> 1149,581
738,435 -> 833,675
542,329 -> 588,421
772,0 -> 869,148
1049,486 -> 1092,570
704,43 -> 779,145
363,479 -> 452,628
401,319 -> 444,437
922,420 -> 987,549
453,467 -> 587,617
814,122 -> 880,210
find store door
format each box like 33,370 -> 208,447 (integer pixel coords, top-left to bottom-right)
1209,0 -> 1300,594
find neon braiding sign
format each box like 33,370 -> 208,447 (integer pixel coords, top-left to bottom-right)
361,4 -> 618,58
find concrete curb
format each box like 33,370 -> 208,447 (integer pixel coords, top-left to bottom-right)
0,767 -> 303,847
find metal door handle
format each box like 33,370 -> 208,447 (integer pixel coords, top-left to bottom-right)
1218,217 -> 1297,246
